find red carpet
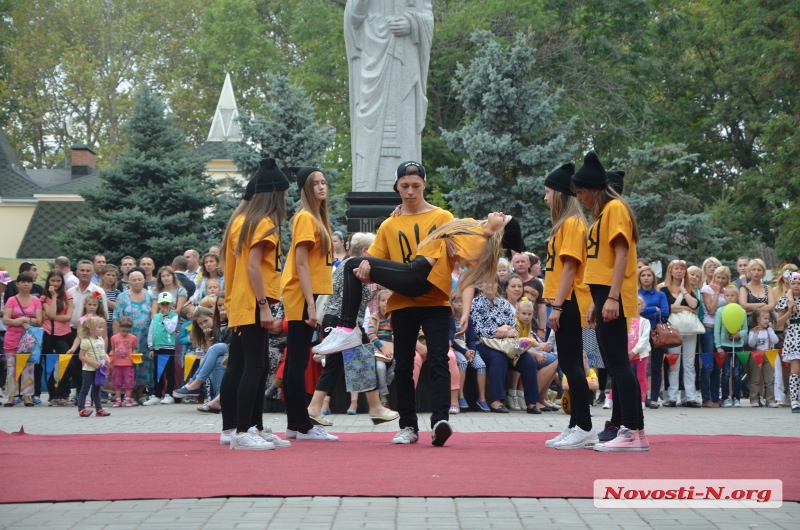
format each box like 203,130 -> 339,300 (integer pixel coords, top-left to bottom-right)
1,429 -> 797,504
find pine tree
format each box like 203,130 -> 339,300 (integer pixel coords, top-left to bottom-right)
439,30 -> 575,254
55,86 -> 216,267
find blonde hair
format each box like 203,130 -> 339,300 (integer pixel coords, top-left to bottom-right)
637,295 -> 645,306
701,257 -> 722,284
199,295 -> 217,308
712,266 -> 732,285
775,263 -> 798,299
665,260 -> 687,285
376,289 -> 392,318
686,265 -> 703,288
293,170 -> 332,257
724,284 -> 739,297
548,187 -> 587,241
638,265 -> 657,289
746,258 -> 767,276
517,297 -> 534,312
79,316 -> 106,339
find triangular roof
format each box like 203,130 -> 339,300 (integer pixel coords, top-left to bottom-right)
206,73 -> 242,142
0,129 -> 40,199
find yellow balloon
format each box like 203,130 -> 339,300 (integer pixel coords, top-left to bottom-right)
721,303 -> 746,334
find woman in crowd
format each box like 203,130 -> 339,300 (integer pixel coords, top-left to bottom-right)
99,264 -> 120,343
701,258 -> 722,288
774,263 -> 798,404
280,166 -> 338,442
541,162 -> 595,449
504,275 -> 524,308
332,231 -> 348,268
739,258 -> 776,324
150,266 -> 187,316
41,269 -> 75,406
572,151 -> 647,452
195,253 -> 224,302
3,272 -> 42,406
660,259 -> 701,407
700,265 -> 731,407
637,265 -> 669,408
113,270 -> 153,404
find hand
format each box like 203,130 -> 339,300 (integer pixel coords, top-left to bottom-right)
465,349 -> 475,362
388,17 -> 411,36
304,309 -> 318,330
259,305 -> 273,329
380,345 -> 393,359
49,285 -> 57,296
680,277 -> 687,294
353,260 -> 371,283
602,298 -> 619,323
586,302 -> 596,328
456,313 -> 469,337
268,318 -> 284,335
534,351 -> 546,364
149,350 -> 154,359
539,342 -> 552,353
389,204 -> 402,217
628,351 -> 636,361
732,332 -> 741,340
203,327 -> 213,335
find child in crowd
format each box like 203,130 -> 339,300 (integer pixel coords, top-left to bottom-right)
77,316 -> 110,417
449,291 -> 488,411
605,297 -> 651,410
748,309 -> 779,407
145,292 -> 178,405
776,271 -> 800,413
109,316 -> 138,407
199,295 -> 217,311
715,285 -> 749,407
177,303 -> 196,353
496,258 -> 510,294
368,290 -> 395,408
506,298 -> 552,411
67,293 -> 109,356
175,303 -> 230,402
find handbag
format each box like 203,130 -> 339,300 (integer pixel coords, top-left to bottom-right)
650,309 -> 683,348
479,336 -> 525,360
667,294 -> 705,335
342,344 -> 378,393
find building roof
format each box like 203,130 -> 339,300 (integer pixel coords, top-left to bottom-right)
206,73 -> 242,143
42,173 -> 102,194
16,200 -> 89,258
0,129 -> 40,199
196,140 -> 234,160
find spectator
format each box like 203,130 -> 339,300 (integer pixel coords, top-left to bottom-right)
183,249 -> 201,283
113,270 -> 154,405
55,256 -> 79,290
511,252 -> 546,340
332,231 -> 348,268
139,257 -> 157,289
732,256 -> 750,289
504,274 -> 524,308
170,256 -> 197,299
150,266 -> 188,316
90,254 -> 106,285
99,264 -> 120,341
3,272 -> 42,406
701,257 -> 722,287
638,265 -> 669,408
739,258 -> 776,327
3,261 -> 44,302
40,269 -> 75,406
193,253 -> 223,302
117,256 -> 136,292
699,265 -> 731,407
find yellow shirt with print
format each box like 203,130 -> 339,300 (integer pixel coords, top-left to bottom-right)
583,199 -> 638,322
368,208 -> 454,314
543,216 -> 592,320
281,210 -> 333,321
224,215 -> 281,328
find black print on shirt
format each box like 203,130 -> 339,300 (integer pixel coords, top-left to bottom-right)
397,224 -> 438,264
545,236 -> 556,272
586,214 -> 602,260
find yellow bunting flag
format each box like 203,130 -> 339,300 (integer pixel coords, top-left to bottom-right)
765,349 -> 779,368
59,354 -> 72,380
15,354 -> 30,380
184,354 -> 197,380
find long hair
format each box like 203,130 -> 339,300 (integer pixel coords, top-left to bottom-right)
549,189 -> 587,240
574,185 -> 640,243
212,291 -> 226,332
775,264 -> 798,299
293,171 -> 332,257
190,307 -> 216,349
44,269 -> 68,314
418,219 -> 505,295
81,292 -> 107,320
78,315 -> 105,340
155,266 -> 178,294
220,190 -> 287,270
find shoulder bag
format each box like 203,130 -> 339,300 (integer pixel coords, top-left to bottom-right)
667,294 -> 706,335
651,308 -> 683,348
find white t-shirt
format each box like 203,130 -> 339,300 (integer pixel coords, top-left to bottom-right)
700,284 -> 726,325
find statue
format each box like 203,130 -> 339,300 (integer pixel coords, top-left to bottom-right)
345,0 -> 434,192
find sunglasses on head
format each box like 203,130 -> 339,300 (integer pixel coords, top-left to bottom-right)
671,260 -> 686,265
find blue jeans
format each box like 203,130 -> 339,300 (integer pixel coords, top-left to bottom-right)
720,346 -> 745,401
190,343 -> 227,400
699,327 -> 716,402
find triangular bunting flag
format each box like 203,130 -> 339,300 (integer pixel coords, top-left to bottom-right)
735,351 -> 750,367
714,351 -> 727,367
699,353 -> 713,370
665,353 -> 680,368
184,354 -> 197,381
750,350 -> 765,368
156,354 -> 170,382
58,354 -> 72,381
765,349 -> 779,368
15,354 -> 30,380
43,354 -> 57,382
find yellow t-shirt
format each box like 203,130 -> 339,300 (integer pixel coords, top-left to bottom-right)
583,199 -> 638,322
224,215 -> 281,328
544,216 -> 592,320
368,208 -> 454,314
281,210 -> 333,320
417,224 -> 487,308
80,337 -> 107,372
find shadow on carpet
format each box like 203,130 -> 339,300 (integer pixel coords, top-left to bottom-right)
1,428 -> 797,503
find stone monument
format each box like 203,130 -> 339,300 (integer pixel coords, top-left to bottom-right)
344,0 -> 434,231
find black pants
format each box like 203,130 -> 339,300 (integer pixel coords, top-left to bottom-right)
391,305 -> 451,431
649,340 -> 666,402
76,370 -> 101,411
340,256 -> 433,328
555,296 -> 592,431
315,314 -> 372,394
285,319 -> 315,433
152,349 -> 175,398
220,315 -> 269,433
590,284 -> 644,431
43,332 -> 74,399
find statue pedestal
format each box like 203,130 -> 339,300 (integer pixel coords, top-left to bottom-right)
345,192 -> 400,233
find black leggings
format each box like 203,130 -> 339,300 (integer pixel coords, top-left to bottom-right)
340,256 -> 433,328
590,284 -> 644,431
285,320 -> 315,433
43,332 -> 73,398
555,296 -> 592,431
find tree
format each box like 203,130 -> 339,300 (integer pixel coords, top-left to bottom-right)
54,86 -> 217,266
438,30 -> 575,253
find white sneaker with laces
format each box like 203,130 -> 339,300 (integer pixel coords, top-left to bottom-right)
143,396 -> 161,406
545,427 -> 573,448
248,426 -> 291,448
392,427 -> 419,445
160,394 -> 175,404
312,327 -> 362,355
230,432 -> 274,450
602,398 -> 612,409
220,428 -> 235,445
296,425 -> 339,441
285,429 -> 298,439
553,426 -> 599,450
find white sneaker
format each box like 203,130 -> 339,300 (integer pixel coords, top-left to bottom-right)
143,396 -> 161,406
392,427 -> 419,445
230,432 -> 274,450
296,426 -> 339,441
248,426 -> 291,448
506,394 -> 522,411
220,428 -> 235,445
602,398 -> 612,409
160,394 -> 175,404
285,429 -> 298,439
312,328 -> 361,355
545,427 -> 573,448
553,426 -> 599,450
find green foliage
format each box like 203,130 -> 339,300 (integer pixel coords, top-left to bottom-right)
439,30 -> 574,254
54,86 -> 216,267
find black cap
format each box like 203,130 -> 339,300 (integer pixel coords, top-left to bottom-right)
288,166 -> 323,191
607,170 -> 625,194
501,217 -> 524,253
544,163 -> 576,196
243,177 -> 256,201
571,151 -> 607,190
244,158 -> 290,200
394,161 -> 426,192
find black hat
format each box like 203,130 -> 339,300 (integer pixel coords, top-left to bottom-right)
394,161 -> 426,192
288,166 -> 323,191
544,162 -> 576,196
607,170 -> 625,194
571,151 -> 607,190
245,158 -> 290,200
501,217 -> 525,253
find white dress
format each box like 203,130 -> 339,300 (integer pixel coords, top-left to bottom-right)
776,295 -> 800,361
